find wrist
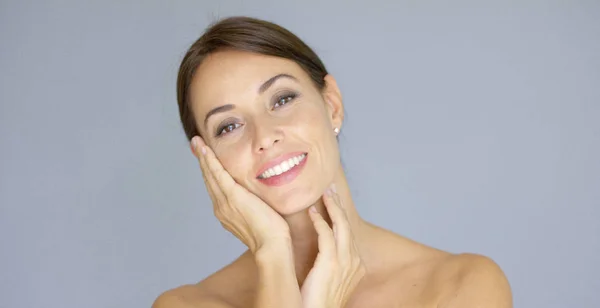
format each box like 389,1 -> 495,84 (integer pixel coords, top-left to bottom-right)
253,238 -> 302,308
254,239 -> 293,261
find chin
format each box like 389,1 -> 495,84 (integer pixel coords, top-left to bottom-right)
266,188 -> 320,216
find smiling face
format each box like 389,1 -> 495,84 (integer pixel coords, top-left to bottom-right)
189,50 -> 344,215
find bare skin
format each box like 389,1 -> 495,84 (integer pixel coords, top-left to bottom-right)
153,50 -> 512,308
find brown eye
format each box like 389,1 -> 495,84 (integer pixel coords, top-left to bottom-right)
273,93 -> 296,108
217,123 -> 242,136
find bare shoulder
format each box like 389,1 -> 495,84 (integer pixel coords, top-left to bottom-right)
152,252 -> 255,308
151,284 -> 231,308
433,253 -> 513,308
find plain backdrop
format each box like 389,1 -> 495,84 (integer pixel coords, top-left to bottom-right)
1,1 -> 599,307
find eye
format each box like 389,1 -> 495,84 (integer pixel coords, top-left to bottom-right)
216,122 -> 242,136
273,92 -> 297,109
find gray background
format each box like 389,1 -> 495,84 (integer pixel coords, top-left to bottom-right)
1,1 -> 599,307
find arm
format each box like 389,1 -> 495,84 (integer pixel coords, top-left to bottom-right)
184,139 -> 302,307
254,241 -> 303,308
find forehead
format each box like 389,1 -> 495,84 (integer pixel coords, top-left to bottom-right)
189,50 -> 311,112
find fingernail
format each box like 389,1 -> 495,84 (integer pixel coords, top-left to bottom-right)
309,206 -> 317,213
325,188 -> 332,196
331,183 -> 337,193
191,137 -> 207,155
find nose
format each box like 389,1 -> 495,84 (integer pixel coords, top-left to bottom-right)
252,122 -> 283,153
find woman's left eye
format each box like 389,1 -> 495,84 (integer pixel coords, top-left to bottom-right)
273,93 -> 296,109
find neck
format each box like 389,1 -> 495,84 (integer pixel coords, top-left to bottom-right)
281,169 -> 370,286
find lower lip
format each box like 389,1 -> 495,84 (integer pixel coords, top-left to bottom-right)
257,155 -> 308,187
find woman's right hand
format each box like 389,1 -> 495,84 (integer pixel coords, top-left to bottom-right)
191,136 -> 292,253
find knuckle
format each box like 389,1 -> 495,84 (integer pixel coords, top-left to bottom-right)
359,263 -> 366,274
338,206 -> 349,218
319,249 -> 336,264
214,205 -> 227,218
219,221 -> 228,230
357,266 -> 366,278
316,219 -> 328,228
214,166 -> 225,176
208,164 -> 220,176
346,255 -> 359,268
313,219 -> 327,230
214,210 -> 224,221
355,260 -> 366,273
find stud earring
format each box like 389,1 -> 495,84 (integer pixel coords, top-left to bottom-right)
333,127 -> 340,134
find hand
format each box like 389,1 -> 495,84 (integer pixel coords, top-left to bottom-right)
191,136 -> 291,253
300,184 -> 366,308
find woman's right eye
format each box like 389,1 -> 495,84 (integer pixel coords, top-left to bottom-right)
217,123 -> 242,136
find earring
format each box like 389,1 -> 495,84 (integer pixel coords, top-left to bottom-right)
333,127 -> 340,134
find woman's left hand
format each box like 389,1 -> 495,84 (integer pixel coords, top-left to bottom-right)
300,184 -> 366,308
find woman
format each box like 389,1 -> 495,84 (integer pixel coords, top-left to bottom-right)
154,16 -> 512,308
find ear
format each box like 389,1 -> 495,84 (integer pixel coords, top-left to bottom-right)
323,74 -> 344,131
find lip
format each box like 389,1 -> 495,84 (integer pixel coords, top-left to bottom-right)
256,152 -> 308,187
255,151 -> 307,178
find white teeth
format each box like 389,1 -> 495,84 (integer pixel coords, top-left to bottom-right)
281,161 -> 291,172
259,154 -> 306,179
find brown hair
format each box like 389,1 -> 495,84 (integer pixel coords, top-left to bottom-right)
176,16 -> 329,140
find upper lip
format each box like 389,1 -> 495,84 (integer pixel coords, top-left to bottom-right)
256,151 -> 307,178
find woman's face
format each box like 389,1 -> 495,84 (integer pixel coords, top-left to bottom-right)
189,50 -> 344,215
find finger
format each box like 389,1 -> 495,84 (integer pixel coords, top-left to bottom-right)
202,171 -> 219,204
191,137 -> 226,204
191,137 -> 256,249
329,189 -> 362,264
330,186 -> 361,256
322,186 -> 352,260
308,206 -> 336,261
192,137 -> 220,194
194,138 -> 237,197
202,158 -> 225,203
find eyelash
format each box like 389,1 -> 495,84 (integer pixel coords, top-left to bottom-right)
215,92 -> 298,137
216,122 -> 242,137
272,92 -> 297,109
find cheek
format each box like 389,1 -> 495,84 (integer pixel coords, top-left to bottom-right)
213,141 -> 253,184
287,102 -> 331,135
288,104 -> 339,166
298,104 -> 340,163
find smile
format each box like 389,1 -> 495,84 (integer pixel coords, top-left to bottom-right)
258,153 -> 307,179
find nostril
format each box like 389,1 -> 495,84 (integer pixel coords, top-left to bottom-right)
256,137 -> 281,152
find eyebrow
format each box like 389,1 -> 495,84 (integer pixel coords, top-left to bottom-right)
258,73 -> 297,94
203,73 -> 298,127
203,104 -> 235,126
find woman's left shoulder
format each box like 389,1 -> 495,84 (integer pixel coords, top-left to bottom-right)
432,253 -> 513,308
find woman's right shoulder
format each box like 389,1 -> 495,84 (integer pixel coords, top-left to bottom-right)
151,284 -> 232,308
152,253 -> 256,308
